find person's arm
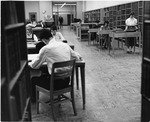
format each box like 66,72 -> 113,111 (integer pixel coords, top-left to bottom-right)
28,47 -> 46,69
135,19 -> 138,30
69,47 -> 82,61
124,19 -> 128,31
58,32 -> 65,41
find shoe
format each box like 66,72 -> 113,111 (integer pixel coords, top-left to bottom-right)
127,51 -> 130,54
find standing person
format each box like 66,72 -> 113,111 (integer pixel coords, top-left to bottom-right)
29,29 -> 82,102
91,20 -> 101,42
124,12 -> 138,53
59,16 -> 63,29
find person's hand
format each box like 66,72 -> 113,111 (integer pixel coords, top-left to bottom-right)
28,62 -> 32,68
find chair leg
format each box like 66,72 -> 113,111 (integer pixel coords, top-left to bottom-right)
71,91 -> 77,116
58,95 -> 61,107
51,98 -> 56,121
36,89 -> 39,114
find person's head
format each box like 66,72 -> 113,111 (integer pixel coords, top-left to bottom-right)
39,29 -> 53,44
129,12 -> 135,18
104,21 -> 109,26
51,25 -> 57,35
26,20 -> 31,25
96,20 -> 100,24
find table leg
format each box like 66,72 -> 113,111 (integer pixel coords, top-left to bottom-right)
99,35 -> 101,49
134,37 -> 136,54
139,33 -> 141,54
80,66 -> 85,110
88,33 -> 91,45
112,36 -> 115,55
108,36 -> 111,54
76,67 -> 79,90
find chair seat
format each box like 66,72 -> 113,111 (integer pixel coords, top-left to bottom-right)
36,60 -> 77,121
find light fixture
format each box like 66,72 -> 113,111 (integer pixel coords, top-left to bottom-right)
60,3 -> 66,8
54,3 -> 76,6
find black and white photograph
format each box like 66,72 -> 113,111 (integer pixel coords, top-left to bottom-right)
1,0 -> 150,121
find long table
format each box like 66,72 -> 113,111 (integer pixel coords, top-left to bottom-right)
88,28 -> 99,45
109,31 -> 142,55
28,54 -> 86,109
97,30 -> 112,49
27,42 -> 75,54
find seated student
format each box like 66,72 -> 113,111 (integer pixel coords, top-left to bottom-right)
51,25 -> 65,42
29,29 -> 82,102
124,12 -> 138,53
26,20 -> 36,28
100,21 -> 110,49
26,20 -> 39,41
91,20 -> 101,42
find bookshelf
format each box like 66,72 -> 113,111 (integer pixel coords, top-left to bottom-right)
1,1 -> 32,121
84,1 -> 144,31
141,1 -> 150,122
80,24 -> 90,41
84,9 -> 101,23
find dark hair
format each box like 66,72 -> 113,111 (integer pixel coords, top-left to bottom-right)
104,21 -> 109,25
130,12 -> 135,16
51,25 -> 57,31
95,20 -> 100,23
39,29 -> 53,40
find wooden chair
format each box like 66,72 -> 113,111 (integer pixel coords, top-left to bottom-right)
36,60 -> 77,120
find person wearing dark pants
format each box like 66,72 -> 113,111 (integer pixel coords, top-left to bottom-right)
124,12 -> 138,53
59,16 -> 63,29
29,29 -> 82,102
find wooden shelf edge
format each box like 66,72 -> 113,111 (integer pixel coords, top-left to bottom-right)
143,57 -> 150,63
144,20 -> 150,23
9,60 -> 27,91
5,23 -> 25,30
1,77 -> 6,87
21,97 -> 31,121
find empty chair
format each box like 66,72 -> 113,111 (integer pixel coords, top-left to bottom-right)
36,60 -> 77,121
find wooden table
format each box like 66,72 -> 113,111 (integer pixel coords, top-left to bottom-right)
27,42 -> 75,54
97,30 -> 112,49
28,54 -> 86,109
88,28 -> 99,45
109,31 -> 142,55
32,27 -> 43,38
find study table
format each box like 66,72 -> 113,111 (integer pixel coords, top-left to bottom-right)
109,31 -> 142,55
32,27 -> 44,38
27,42 -> 75,54
28,54 -> 86,109
97,30 -> 112,49
88,28 -> 99,45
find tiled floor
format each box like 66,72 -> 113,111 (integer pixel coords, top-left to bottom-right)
31,26 -> 142,122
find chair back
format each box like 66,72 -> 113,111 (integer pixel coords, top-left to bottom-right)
50,60 -> 75,92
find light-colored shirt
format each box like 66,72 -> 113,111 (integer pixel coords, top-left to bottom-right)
54,32 -> 65,42
29,38 -> 81,74
125,17 -> 137,26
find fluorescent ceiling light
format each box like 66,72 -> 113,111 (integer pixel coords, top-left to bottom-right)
60,3 -> 66,8
54,4 -> 76,6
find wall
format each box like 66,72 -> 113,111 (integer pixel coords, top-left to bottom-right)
24,1 -> 40,21
53,5 -> 75,14
24,1 -> 83,23
39,1 -> 52,21
24,1 -> 52,21
84,0 -> 137,11
76,1 -> 83,20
